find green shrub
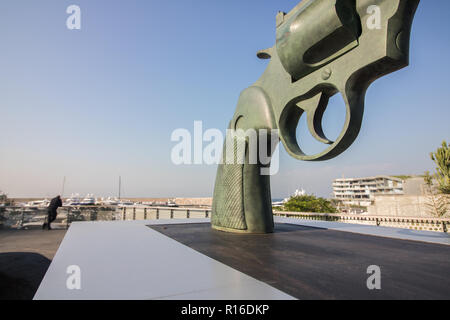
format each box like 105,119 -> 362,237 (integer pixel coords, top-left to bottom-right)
282,195 -> 337,213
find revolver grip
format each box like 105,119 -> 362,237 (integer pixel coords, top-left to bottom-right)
211,136 -> 274,234
211,86 -> 276,233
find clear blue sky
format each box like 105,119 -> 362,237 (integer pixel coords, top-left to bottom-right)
0,0 -> 449,198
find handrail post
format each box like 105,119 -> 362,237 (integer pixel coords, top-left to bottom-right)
144,208 -> 147,220
156,208 -> 159,220
133,207 -> 136,220
186,209 -> 190,219
66,207 -> 71,229
170,209 -> 174,219
123,207 -> 126,220
20,208 -> 25,229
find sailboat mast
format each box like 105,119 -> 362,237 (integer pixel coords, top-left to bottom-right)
61,176 -> 66,198
118,176 -> 121,200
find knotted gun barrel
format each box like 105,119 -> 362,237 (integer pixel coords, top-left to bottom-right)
212,0 -> 420,233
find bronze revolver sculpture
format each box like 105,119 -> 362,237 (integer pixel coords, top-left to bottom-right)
212,0 -> 420,233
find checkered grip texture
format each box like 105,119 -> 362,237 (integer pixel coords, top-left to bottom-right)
211,136 -> 247,230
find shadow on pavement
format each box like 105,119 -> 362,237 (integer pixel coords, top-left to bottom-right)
0,252 -> 51,300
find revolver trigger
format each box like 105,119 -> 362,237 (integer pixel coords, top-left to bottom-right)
296,92 -> 333,145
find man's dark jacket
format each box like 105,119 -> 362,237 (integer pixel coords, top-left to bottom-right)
48,196 -> 62,214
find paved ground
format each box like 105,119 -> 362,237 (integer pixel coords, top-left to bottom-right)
275,217 -> 450,245
151,223 -> 450,300
0,229 -> 66,300
3,221 -> 450,300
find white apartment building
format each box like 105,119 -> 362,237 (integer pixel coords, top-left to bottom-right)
333,176 -> 404,208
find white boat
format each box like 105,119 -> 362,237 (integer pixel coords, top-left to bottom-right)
99,197 -> 120,206
272,199 -> 285,207
167,199 -> 178,207
118,200 -> 135,207
25,199 -> 50,208
64,193 -> 82,206
80,194 -> 96,206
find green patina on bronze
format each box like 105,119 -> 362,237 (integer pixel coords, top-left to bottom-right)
212,0 -> 420,233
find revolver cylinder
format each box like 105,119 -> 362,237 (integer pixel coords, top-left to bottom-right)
276,0 -> 361,81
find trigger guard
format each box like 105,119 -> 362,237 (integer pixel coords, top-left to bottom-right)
279,87 -> 365,161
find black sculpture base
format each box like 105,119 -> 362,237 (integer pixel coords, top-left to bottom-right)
150,223 -> 450,300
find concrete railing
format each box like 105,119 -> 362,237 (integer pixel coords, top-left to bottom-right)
0,206 -> 121,229
120,206 -> 211,221
0,205 -> 211,229
1,206 -> 447,233
273,211 -> 449,233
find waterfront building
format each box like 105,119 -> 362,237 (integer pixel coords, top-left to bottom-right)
332,176 -> 404,210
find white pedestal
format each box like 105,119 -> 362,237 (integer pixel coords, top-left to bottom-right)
34,219 -> 294,300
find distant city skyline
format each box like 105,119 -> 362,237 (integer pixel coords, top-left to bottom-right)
1,1 -> 449,198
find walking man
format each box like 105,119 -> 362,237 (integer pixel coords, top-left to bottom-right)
43,195 -> 62,230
